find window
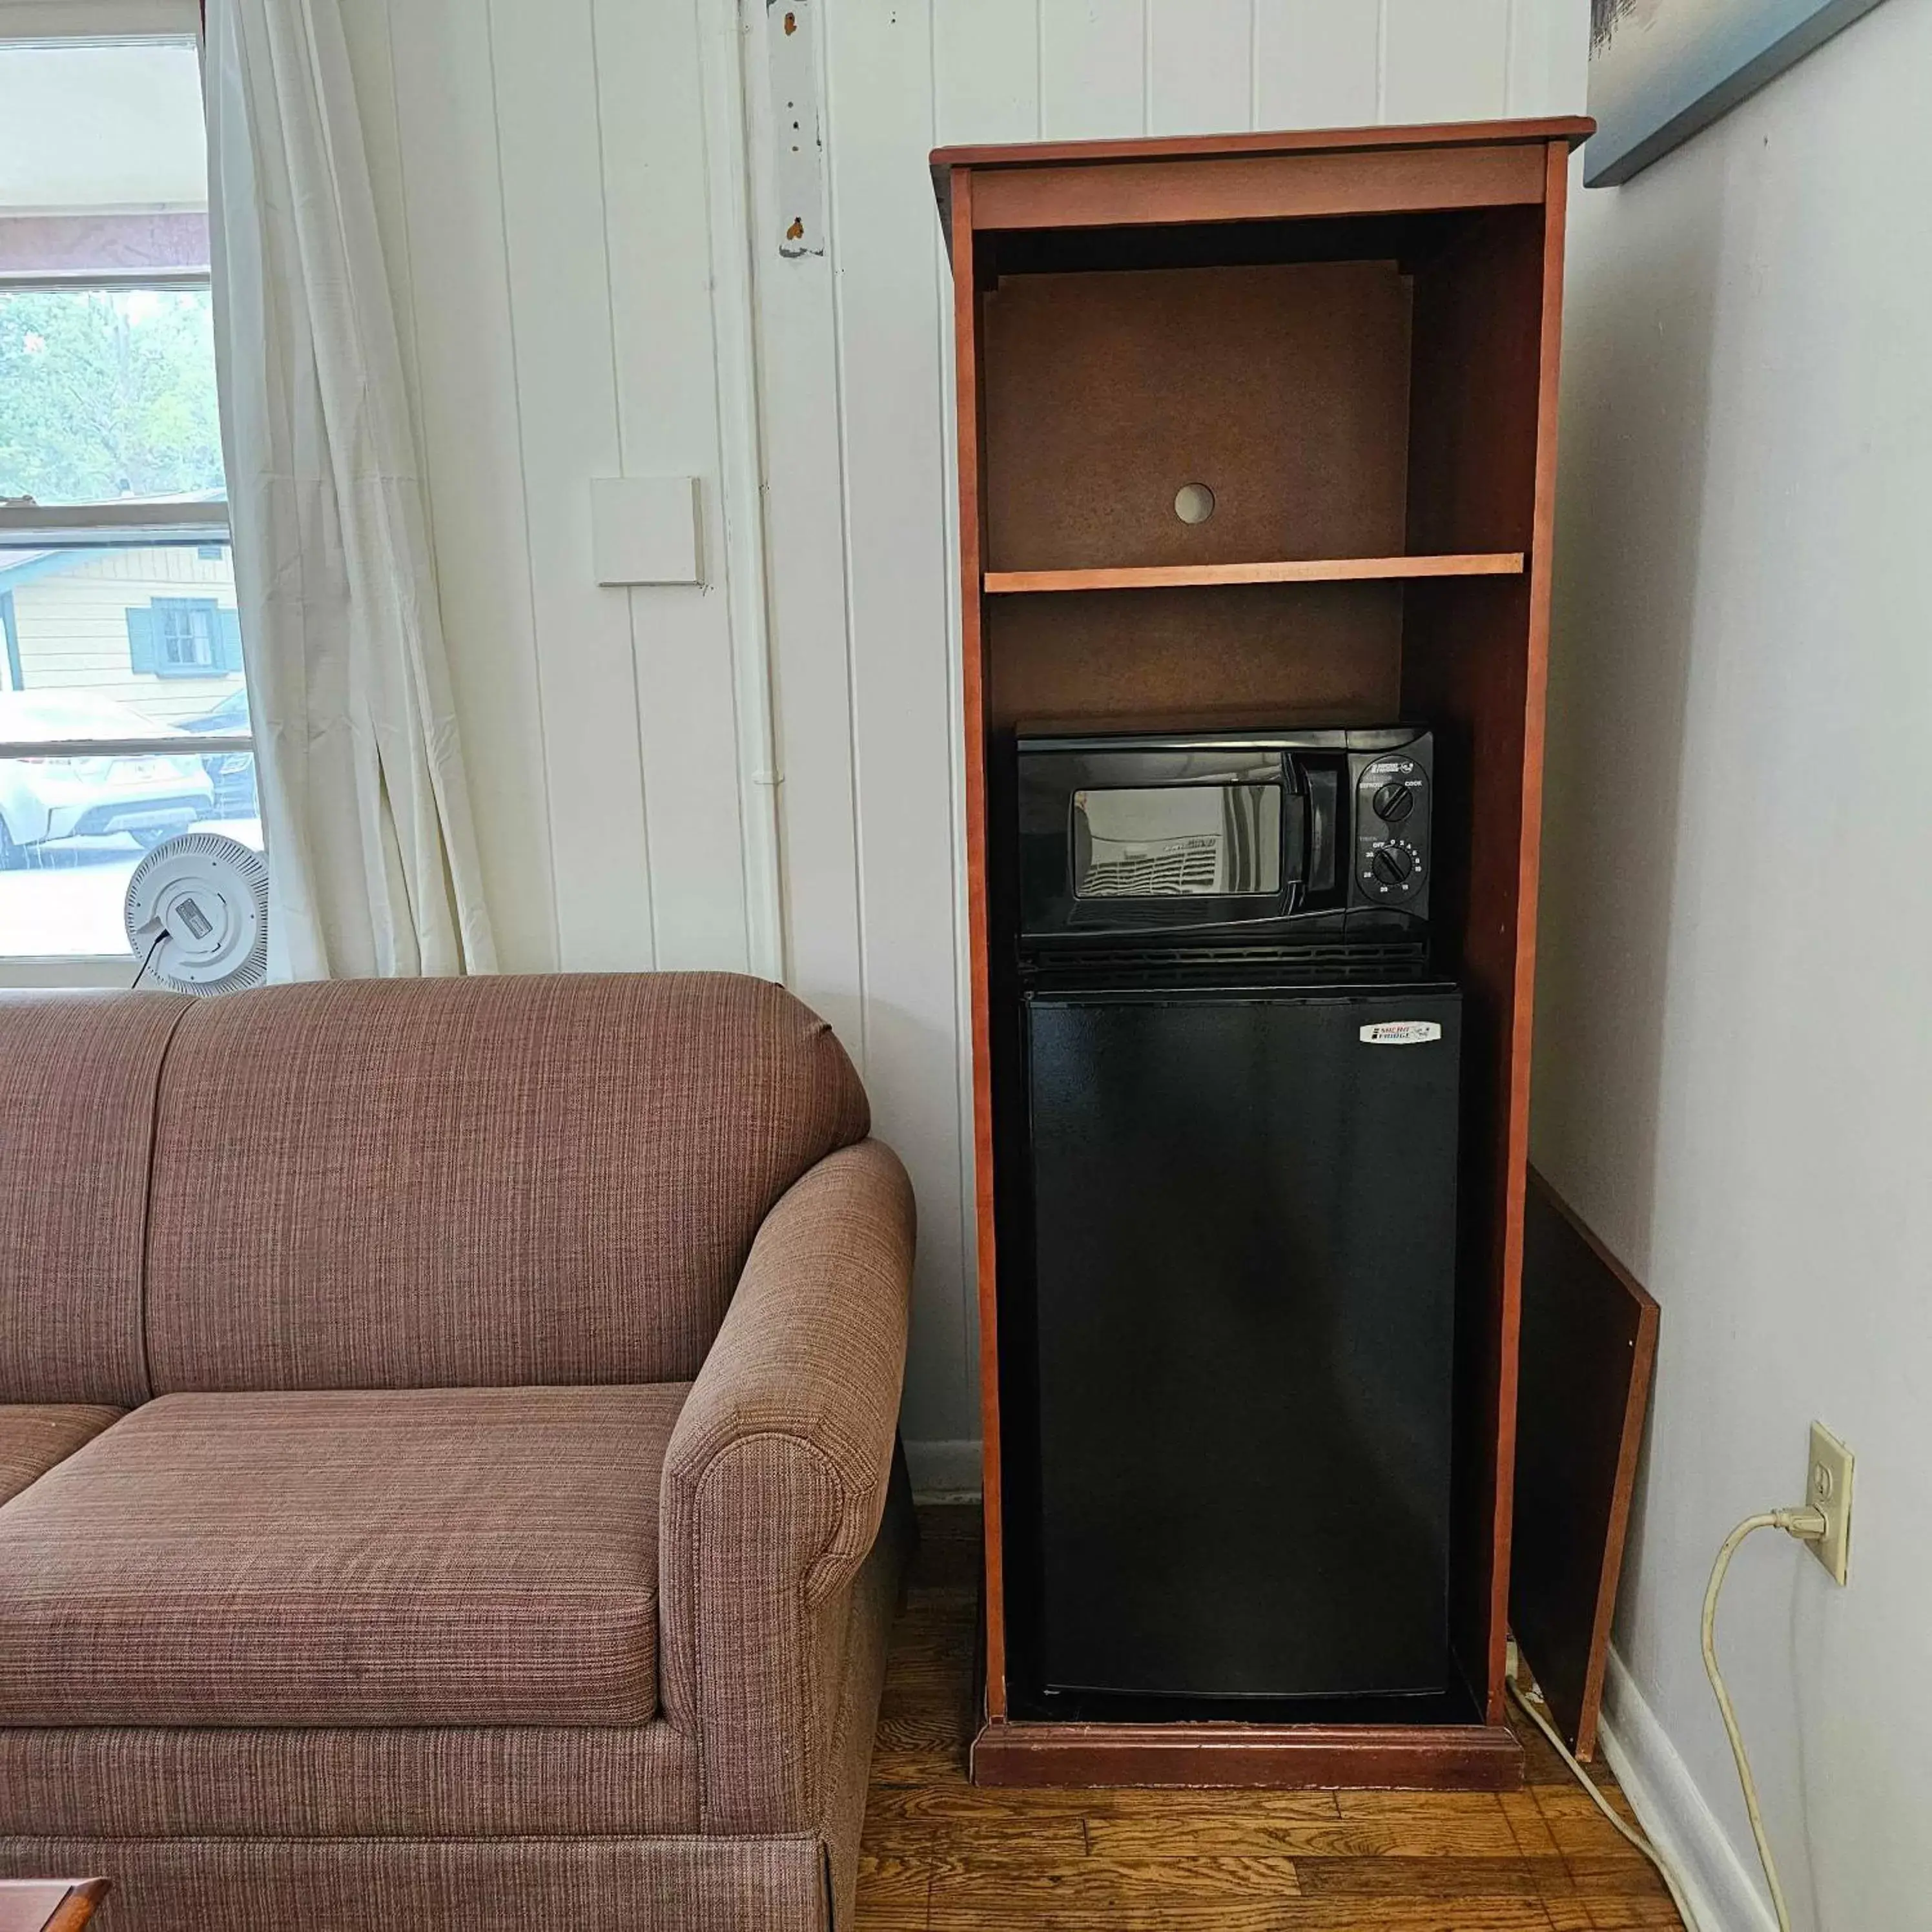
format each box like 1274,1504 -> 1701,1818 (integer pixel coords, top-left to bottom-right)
0,10 -> 261,965
157,600 -> 217,672
128,597 -> 242,675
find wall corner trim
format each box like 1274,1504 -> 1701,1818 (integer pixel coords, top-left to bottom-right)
1596,1647 -> 1780,1932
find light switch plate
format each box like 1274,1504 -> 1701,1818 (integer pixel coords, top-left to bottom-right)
591,477 -> 703,585
1805,1421 -> 1854,1587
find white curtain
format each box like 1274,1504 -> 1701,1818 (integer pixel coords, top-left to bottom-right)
203,0 -> 495,978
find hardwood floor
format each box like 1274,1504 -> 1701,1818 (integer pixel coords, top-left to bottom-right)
858,1506 -> 1683,1931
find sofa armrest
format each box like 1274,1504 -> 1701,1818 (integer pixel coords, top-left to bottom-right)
658,1137 -> 913,1833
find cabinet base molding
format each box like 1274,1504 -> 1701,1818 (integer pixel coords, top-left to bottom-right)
969,1717 -> 1525,1790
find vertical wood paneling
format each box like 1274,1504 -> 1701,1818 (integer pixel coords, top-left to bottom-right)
1254,0 -> 1381,130
742,0 -> 867,1054
1147,0 -> 1254,134
694,0 -> 785,982
379,0 -> 559,972
823,0 -> 978,1444
594,0 -> 750,971
336,0 -> 1588,1456
934,0 -> 1040,145
488,0 -> 655,971
353,0 -> 779,976
1506,0 -> 1590,118
1381,0 -> 1510,123
1040,0 -> 1146,140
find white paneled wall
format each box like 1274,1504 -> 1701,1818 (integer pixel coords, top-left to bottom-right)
759,0 -> 1588,1481
333,0 -> 1588,1479
338,0 -> 768,979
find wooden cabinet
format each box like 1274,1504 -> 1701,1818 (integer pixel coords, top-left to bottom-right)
935,118 -> 1590,1789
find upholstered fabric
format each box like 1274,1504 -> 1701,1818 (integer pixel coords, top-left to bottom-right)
0,971 -> 915,1931
661,1138 -> 914,1833
0,1485 -> 912,1923
0,1406 -> 122,1507
145,974 -> 870,1393
823,1449 -> 916,1931
0,1385 -> 687,1727
0,1838 -> 827,1932
0,992 -> 189,1405
0,1722 -> 696,1840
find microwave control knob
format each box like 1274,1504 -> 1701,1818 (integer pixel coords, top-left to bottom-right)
1372,781 -> 1415,823
1370,845 -> 1415,889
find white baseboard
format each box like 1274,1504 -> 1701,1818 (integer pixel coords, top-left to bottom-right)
1596,1647 -> 1778,1932
903,1438 -> 982,1500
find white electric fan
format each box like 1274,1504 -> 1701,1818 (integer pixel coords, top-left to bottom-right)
124,831 -> 269,995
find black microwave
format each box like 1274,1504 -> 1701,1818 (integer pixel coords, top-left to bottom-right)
1016,725 -> 1434,952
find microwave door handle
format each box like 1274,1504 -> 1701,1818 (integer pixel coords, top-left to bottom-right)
1282,790 -> 1308,910
1302,766 -> 1339,897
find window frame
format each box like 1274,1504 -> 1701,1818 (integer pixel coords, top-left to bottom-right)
0,2 -> 254,971
1,0 -> 229,555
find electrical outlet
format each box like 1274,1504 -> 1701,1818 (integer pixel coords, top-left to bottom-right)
1805,1422 -> 1854,1586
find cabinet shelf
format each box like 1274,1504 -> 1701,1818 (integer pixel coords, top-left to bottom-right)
983,553 -> 1525,595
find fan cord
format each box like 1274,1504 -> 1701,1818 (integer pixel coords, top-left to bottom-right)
130,927 -> 170,990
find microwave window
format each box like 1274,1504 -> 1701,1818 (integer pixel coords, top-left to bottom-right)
1073,784 -> 1282,898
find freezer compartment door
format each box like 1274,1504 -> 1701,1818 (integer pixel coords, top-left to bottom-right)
1024,985 -> 1462,1702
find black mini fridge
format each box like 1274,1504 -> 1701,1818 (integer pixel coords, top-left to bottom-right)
1022,978 -> 1462,1708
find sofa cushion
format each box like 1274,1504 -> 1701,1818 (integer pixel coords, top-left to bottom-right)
0,1386 -> 687,1728
145,974 -> 868,1392
0,991 -> 190,1405
0,1405 -> 123,1507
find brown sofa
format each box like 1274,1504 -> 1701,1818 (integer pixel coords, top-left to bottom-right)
0,974 -> 914,1931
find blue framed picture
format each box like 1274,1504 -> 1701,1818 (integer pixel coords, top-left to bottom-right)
1587,0 -> 1891,185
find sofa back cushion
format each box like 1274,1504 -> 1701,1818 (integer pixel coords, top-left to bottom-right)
0,991 -> 190,1406
145,974 -> 869,1392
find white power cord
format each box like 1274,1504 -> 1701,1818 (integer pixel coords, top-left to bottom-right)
1509,1500 -> 1829,1932
1701,1506 -> 1827,1932
1504,1639 -> 1705,1932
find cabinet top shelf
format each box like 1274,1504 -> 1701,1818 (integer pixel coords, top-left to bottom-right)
982,554 -> 1526,595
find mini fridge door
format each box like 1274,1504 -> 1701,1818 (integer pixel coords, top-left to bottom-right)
1023,981 -> 1462,1705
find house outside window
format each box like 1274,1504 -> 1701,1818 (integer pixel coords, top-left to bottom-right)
0,3 -> 261,971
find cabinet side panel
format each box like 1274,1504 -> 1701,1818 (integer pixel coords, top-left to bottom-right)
1494,140 -> 1573,1718
952,169 -> 1007,1721
1401,144 -> 1570,1722
1406,211 -> 1544,555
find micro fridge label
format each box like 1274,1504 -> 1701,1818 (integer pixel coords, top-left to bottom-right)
1359,1020 -> 1442,1045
